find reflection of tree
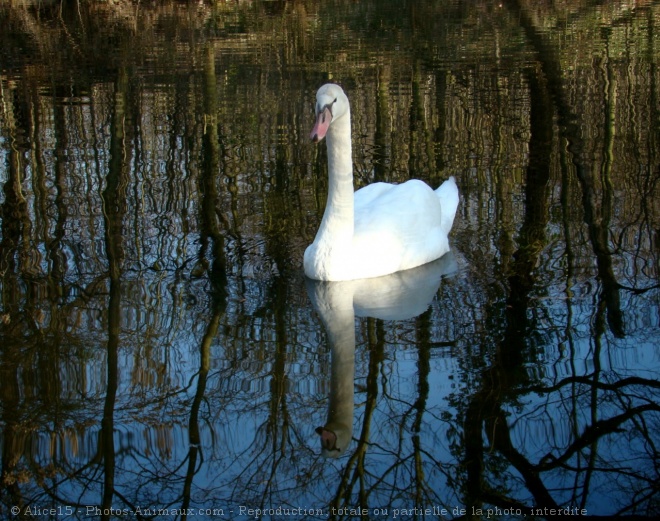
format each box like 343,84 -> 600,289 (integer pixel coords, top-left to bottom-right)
463,360 -> 660,517
0,85 -> 29,508
179,302 -> 223,519
98,66 -> 130,518
196,44 -> 228,295
457,3 -> 660,518
256,281 -> 295,506
0,1 -> 658,519
507,0 -> 627,337
461,47 -> 554,514
179,43 -> 228,517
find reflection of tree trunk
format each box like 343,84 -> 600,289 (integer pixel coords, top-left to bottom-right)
181,46 -> 230,513
434,70 -> 447,175
100,67 -> 129,518
101,273 -> 120,518
374,65 -> 390,183
463,59 -> 554,513
463,396 -> 485,518
0,316 -> 24,510
199,44 -> 227,296
503,0 -> 624,338
588,51 -> 622,337
504,64 -> 552,366
181,45 -> 230,515
584,291 -> 606,507
0,79 -> 32,514
412,311 -> 431,504
0,85 -> 30,316
104,71 -> 128,282
181,309 -> 220,518
410,59 -> 427,181
264,278 -> 291,493
49,102 -> 68,297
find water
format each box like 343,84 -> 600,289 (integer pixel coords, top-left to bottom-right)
1,1 -> 659,519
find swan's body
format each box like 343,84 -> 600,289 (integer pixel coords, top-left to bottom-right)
304,83 -> 459,281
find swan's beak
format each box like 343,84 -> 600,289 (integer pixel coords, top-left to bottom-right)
310,106 -> 332,143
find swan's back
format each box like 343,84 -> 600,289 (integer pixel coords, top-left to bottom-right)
349,176 -> 458,279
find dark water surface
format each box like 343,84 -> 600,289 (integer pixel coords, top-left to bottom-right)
1,1 -> 659,519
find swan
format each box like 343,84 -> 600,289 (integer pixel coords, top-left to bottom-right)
304,83 -> 459,281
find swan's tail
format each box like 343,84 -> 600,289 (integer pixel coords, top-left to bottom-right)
435,176 -> 459,235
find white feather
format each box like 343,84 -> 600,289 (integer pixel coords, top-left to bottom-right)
305,84 -> 459,281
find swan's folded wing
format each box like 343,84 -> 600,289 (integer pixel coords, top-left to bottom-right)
353,179 -> 449,273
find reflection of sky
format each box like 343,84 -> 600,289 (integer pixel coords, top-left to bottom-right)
3,216 -> 656,518
5,206 -> 658,517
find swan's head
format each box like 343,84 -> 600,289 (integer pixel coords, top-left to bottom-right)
310,83 -> 350,143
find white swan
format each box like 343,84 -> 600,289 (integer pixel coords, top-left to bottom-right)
304,83 -> 459,282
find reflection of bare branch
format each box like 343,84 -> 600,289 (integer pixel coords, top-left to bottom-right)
0,0 -> 658,518
527,376 -> 660,395
538,403 -> 660,471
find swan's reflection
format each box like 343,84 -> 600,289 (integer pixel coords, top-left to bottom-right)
306,253 -> 458,457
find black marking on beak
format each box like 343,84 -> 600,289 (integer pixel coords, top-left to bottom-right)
317,97 -> 338,118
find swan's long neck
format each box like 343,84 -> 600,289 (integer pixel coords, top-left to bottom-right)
318,109 -> 354,243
